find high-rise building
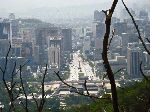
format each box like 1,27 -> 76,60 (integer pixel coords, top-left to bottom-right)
113,22 -> 127,35
127,44 -> 141,78
92,22 -> 105,39
83,36 -> 91,55
62,28 -> 72,52
21,42 -> 33,59
94,10 -> 105,22
0,21 -> 12,42
48,36 -> 62,71
0,39 -> 10,57
35,27 -> 59,65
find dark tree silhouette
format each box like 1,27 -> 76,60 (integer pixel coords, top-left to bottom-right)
31,64 -> 48,112
102,0 -> 119,112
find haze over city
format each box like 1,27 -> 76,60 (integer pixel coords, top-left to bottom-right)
0,0 -> 150,21
0,0 -> 150,111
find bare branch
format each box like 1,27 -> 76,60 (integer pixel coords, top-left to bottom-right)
146,38 -> 150,43
31,92 -> 39,109
10,62 -> 17,92
102,0 -> 119,111
0,66 -> 4,73
114,68 -> 125,75
83,80 -> 90,96
122,0 -> 150,55
19,98 -> 26,110
55,71 -> 107,100
108,29 -> 116,50
14,60 -> 30,76
102,10 -> 109,16
140,62 -> 150,83
30,64 -> 48,112
20,65 -> 29,112
38,64 -> 48,112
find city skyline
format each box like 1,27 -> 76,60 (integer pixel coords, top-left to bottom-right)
0,0 -> 149,21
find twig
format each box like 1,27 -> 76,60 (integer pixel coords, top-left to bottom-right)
114,68 -> 125,75
102,0 -> 120,112
122,0 -> 150,85
55,71 -> 107,100
0,42 -> 29,112
31,64 -> 48,112
146,38 -> 150,43
140,62 -> 150,83
108,29 -> 116,50
122,0 -> 150,55
83,80 -> 90,96
14,60 -> 30,76
31,92 -> 39,109
39,64 -> 48,112
20,65 -> 29,112
10,62 -> 17,92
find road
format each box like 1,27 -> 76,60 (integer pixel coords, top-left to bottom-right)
68,51 -> 98,81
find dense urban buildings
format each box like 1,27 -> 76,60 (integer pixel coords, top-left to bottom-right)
0,5 -> 150,111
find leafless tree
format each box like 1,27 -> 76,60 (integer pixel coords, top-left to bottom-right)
55,1 -> 121,112
102,0 -> 119,112
19,65 -> 29,112
122,0 -> 150,83
55,71 -> 108,100
31,64 -> 48,112
0,43 -> 26,112
0,42 -> 48,112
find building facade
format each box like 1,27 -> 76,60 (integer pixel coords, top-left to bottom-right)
127,45 -> 141,78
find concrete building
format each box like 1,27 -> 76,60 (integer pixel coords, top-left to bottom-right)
0,39 -> 10,57
83,36 -> 91,56
113,22 -> 127,35
20,28 -> 35,43
94,10 -> 105,22
48,36 -> 62,71
92,22 -> 105,39
62,28 -> 72,52
0,21 -> 12,42
21,42 -> 33,59
35,27 -> 59,65
127,44 -> 141,78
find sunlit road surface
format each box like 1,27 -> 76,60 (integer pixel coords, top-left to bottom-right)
67,51 -> 98,81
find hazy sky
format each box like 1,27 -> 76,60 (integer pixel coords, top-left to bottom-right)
0,0 -> 148,12
1,0 -> 110,11
0,0 -> 149,19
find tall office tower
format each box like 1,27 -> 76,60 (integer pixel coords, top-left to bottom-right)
0,21 -> 12,56
35,27 -> 59,65
83,36 -> 91,54
48,36 -> 62,71
11,20 -> 19,37
113,22 -> 127,35
92,22 -> 105,39
21,42 -> 33,59
62,28 -> 72,52
127,44 -> 141,78
0,21 -> 12,41
92,22 -> 105,60
94,10 -> 105,22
